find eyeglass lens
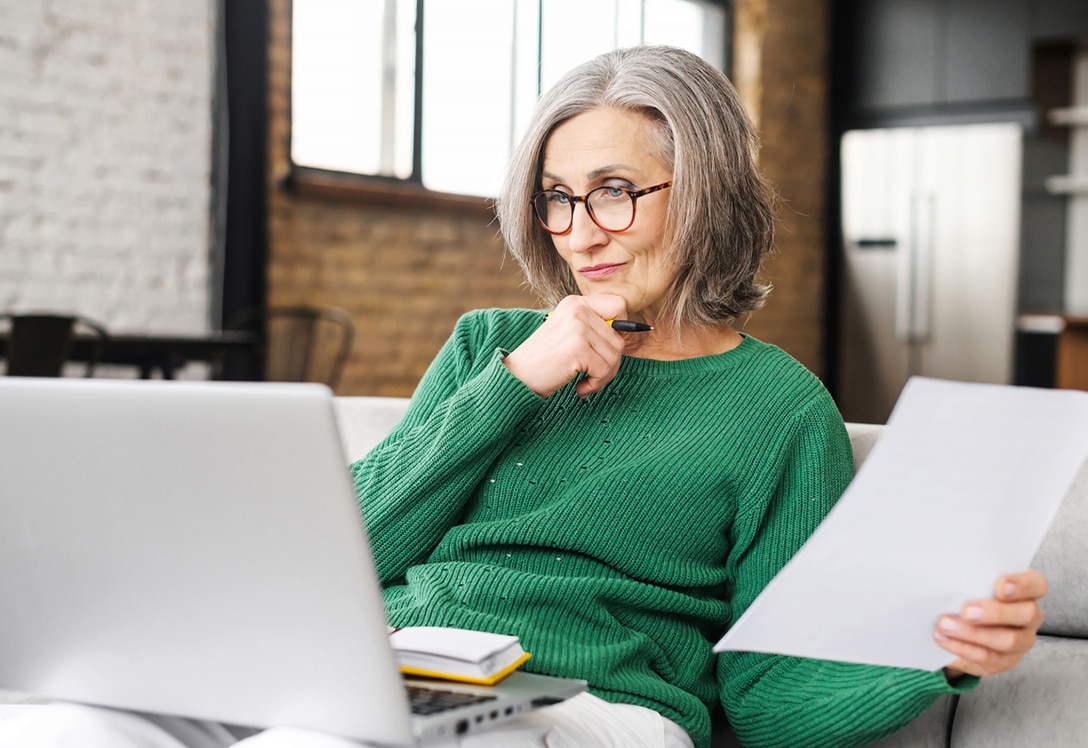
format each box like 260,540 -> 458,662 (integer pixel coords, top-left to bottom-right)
533,186 -> 636,234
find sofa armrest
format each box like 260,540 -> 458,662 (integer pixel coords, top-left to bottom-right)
333,396 -> 411,463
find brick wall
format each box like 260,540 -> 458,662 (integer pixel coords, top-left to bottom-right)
266,0 -> 830,396
0,0 -> 214,337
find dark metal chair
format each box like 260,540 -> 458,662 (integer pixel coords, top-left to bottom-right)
0,312 -> 110,377
226,305 -> 354,389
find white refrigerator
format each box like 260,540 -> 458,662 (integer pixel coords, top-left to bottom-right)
837,123 -> 1023,424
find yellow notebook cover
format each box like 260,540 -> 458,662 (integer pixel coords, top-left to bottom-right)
389,626 -> 531,685
398,651 -> 532,685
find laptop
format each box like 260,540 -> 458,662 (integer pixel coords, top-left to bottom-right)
0,377 -> 585,746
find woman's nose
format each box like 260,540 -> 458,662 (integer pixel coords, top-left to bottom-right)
566,202 -> 608,253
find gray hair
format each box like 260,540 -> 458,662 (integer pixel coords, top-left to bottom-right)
495,45 -> 775,330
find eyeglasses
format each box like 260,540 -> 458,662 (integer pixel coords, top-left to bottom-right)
530,181 -> 672,235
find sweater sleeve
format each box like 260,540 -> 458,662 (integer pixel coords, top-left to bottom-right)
717,396 -> 977,748
350,311 -> 542,585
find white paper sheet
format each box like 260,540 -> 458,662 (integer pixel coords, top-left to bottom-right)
714,377 -> 1088,671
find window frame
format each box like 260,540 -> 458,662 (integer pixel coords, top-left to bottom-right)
284,0 -> 732,213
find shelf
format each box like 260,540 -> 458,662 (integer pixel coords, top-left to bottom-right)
1048,106 -> 1088,127
1045,175 -> 1088,195
1017,314 -> 1065,334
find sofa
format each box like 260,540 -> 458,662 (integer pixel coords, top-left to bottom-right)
334,397 -> 1088,748
853,420 -> 1088,748
7,395 -> 1078,745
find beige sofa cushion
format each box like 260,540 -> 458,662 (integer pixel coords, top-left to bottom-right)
1030,458 -> 1088,637
333,396 -> 411,463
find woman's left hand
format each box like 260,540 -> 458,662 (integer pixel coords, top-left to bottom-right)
937,569 -> 1048,680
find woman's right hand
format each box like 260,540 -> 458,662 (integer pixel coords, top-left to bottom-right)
503,294 -> 629,399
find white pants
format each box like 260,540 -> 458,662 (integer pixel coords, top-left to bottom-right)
0,693 -> 694,748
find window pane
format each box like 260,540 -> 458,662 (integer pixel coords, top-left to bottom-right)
421,0 -> 517,196
644,0 -> 727,69
510,0 -> 542,149
614,0 -> 645,49
540,1 -> 621,92
392,1 -> 417,178
291,0 -> 416,178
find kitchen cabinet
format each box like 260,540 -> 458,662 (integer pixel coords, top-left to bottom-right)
840,0 -> 1039,115
1058,316 -> 1088,391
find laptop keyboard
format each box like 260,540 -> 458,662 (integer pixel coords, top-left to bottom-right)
406,684 -> 497,715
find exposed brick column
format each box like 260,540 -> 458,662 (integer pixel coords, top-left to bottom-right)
732,0 -> 830,378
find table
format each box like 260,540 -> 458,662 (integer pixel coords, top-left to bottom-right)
0,330 -> 260,380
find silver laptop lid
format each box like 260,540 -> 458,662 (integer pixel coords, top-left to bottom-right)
0,377 -> 415,745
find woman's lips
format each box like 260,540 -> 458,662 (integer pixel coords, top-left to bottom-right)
578,263 -> 624,281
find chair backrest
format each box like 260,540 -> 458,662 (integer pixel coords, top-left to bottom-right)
229,306 -> 354,388
0,313 -> 109,377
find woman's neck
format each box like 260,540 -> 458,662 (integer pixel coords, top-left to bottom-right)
623,321 -> 743,361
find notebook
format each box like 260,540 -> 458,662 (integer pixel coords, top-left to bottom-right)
0,377 -> 586,745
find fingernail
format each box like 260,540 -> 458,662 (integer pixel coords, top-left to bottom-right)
939,617 -> 959,633
1004,582 -> 1017,598
965,605 -> 984,621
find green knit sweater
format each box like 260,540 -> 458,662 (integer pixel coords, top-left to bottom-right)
351,308 -> 974,748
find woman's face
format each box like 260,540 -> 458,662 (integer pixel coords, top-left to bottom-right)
540,107 -> 674,321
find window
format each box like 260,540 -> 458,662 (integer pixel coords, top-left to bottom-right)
291,0 -> 730,199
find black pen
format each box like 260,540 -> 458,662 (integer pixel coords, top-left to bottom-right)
543,312 -> 652,332
607,319 -> 653,332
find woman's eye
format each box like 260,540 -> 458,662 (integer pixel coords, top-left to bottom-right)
548,191 -> 571,205
595,186 -> 629,202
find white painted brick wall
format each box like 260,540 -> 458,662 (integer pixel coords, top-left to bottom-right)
0,0 -> 215,341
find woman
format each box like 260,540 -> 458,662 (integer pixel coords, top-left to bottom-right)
349,45 -> 1045,748
0,45 -> 1045,748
